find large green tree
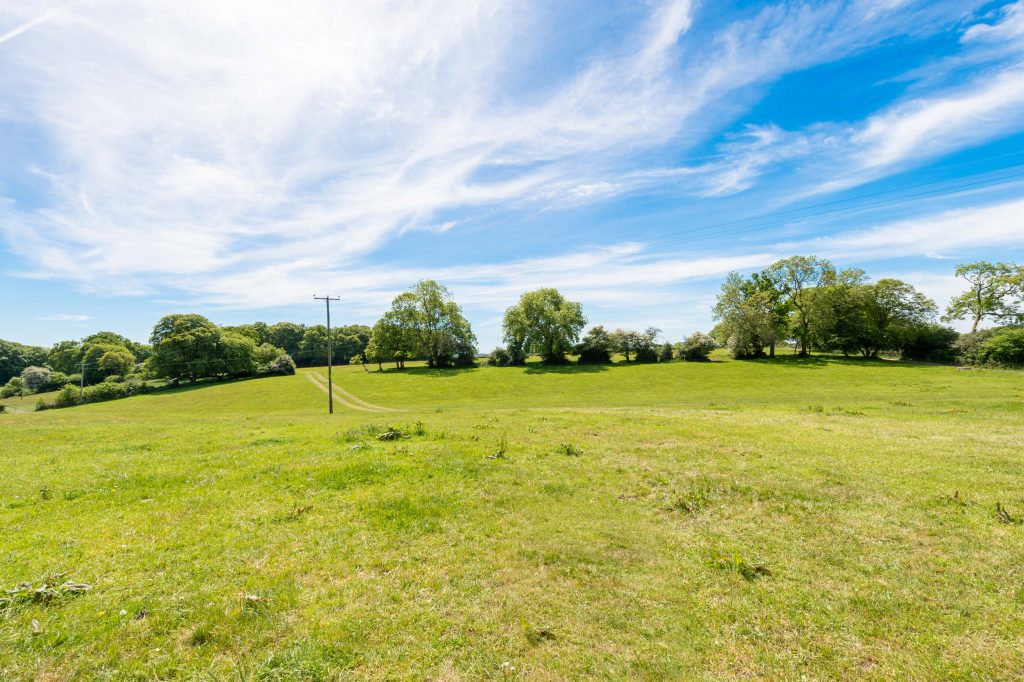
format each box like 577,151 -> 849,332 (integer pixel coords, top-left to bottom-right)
147,314 -> 222,384
766,255 -> 836,357
47,340 -> 83,375
503,288 -> 586,364
943,261 -> 1023,332
0,340 -> 48,384
712,272 -> 785,358
369,281 -> 477,368
850,279 -> 937,358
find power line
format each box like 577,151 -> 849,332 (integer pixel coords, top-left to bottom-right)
633,167 -> 1024,252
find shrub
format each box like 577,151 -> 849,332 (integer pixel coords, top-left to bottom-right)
0,377 -> 23,398
658,342 -> 674,362
677,332 -> 718,361
82,381 -> 126,403
54,384 -> 80,408
576,326 -> 613,364
44,371 -> 69,391
978,327 -> 1024,367
953,328 -> 1000,365
20,366 -> 51,393
265,353 -> 297,375
487,347 -> 512,367
349,356 -> 363,366
900,324 -> 959,363
254,343 -> 285,366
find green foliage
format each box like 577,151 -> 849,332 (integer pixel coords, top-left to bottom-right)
766,255 -> 842,357
46,340 -> 83,375
676,332 -> 717,361
264,354 -> 297,376
611,327 -> 660,363
20,366 -> 51,393
658,342 -> 674,362
0,376 -> 24,399
54,383 -> 81,408
943,261 -> 1023,332
0,339 -> 48,385
576,325 -> 613,364
503,288 -> 586,364
487,346 -> 513,367
369,281 -> 477,369
147,314 -> 222,383
977,327 -> 1024,367
901,324 -> 960,363
713,271 -> 787,358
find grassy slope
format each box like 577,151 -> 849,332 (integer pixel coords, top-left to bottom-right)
1,358 -> 1023,680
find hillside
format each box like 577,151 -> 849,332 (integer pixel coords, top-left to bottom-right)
2,357 -> 1023,679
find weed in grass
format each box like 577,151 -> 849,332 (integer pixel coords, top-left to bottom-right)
520,617 -> 557,645
714,553 -> 772,581
189,624 -> 213,647
487,436 -> 509,460
996,502 -> 1022,525
806,405 -> 824,413
557,442 -> 584,457
891,400 -> 913,407
39,487 -> 51,500
0,573 -> 91,610
939,490 -> 970,508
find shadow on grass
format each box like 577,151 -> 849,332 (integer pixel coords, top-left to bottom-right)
523,362 -> 611,374
739,354 -> 952,370
374,366 -> 480,378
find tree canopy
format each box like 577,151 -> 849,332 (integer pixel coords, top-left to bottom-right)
943,261 -> 1023,332
503,288 -> 586,364
368,281 -> 477,368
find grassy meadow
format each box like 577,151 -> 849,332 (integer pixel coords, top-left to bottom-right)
2,354 -> 1024,679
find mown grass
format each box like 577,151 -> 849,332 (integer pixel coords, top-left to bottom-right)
1,356 -> 1023,679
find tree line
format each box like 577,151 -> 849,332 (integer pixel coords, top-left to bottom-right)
712,257 -> 1024,364
3,257 -> 1023,405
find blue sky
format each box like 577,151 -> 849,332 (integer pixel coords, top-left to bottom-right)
1,0 -> 1023,349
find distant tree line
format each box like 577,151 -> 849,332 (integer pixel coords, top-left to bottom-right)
2,315 -> 309,408
3,257 -> 1022,406
712,256 -> 1024,366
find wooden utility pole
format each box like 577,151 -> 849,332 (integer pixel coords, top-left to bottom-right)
313,295 -> 340,414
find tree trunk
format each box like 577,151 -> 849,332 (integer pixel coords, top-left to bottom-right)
971,313 -> 980,334
769,342 -> 776,358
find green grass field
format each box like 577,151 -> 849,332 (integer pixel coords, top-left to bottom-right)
2,356 -> 1024,680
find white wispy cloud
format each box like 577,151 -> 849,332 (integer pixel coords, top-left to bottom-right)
0,0 -> 988,305
34,313 -> 91,321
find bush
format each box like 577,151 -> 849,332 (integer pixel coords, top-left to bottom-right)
21,366 -> 51,393
658,342 -> 674,362
487,347 -> 512,367
349,356 -> 363,366
900,324 -> 959,363
576,326 -> 613,364
954,328 -> 1002,365
0,377 -> 23,398
677,332 -> 718,361
265,353 -> 297,375
82,381 -> 126,403
45,371 -> 69,391
978,327 -> 1024,367
54,384 -> 80,408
